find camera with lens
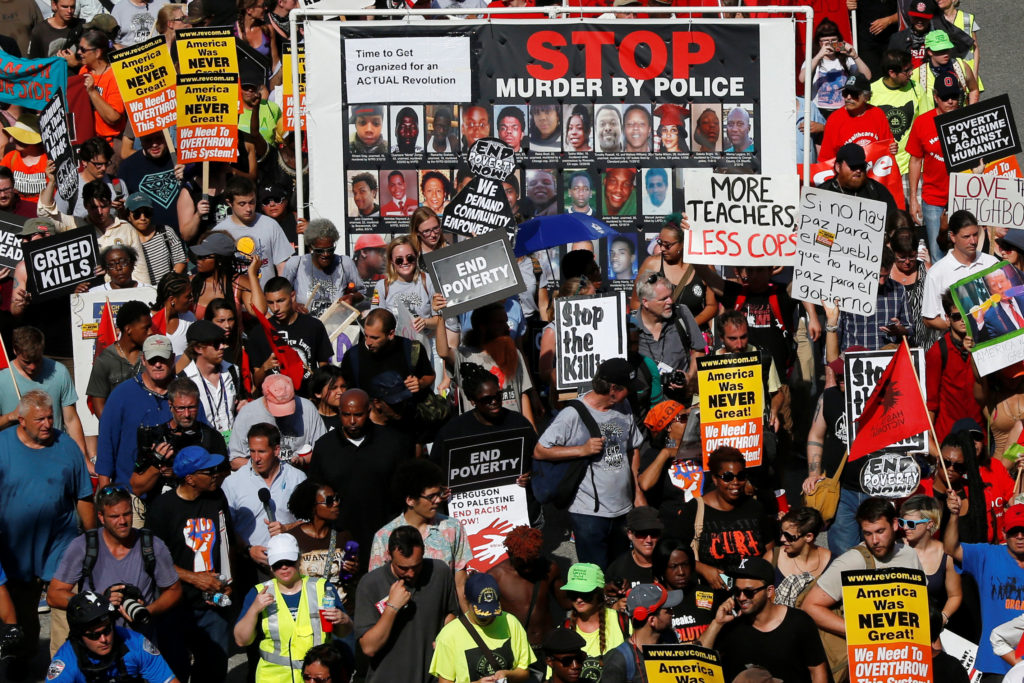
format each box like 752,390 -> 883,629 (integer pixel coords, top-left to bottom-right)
136,424 -> 172,468
104,584 -> 151,627
668,369 -> 687,387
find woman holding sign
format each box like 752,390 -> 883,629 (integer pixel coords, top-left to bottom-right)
78,29 -> 127,142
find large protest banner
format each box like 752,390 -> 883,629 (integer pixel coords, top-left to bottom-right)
642,644 -> 725,683
70,286 -> 157,434
442,428 -> 531,572
793,187 -> 888,316
109,36 -> 178,137
951,260 -> 1024,375
0,210 -> 24,269
948,172 -> 1024,230
282,50 -> 305,132
554,292 -> 628,392
696,352 -> 763,469
681,170 -> 799,266
175,27 -> 239,74
39,92 -> 77,203
422,231 -> 525,317
304,18 -> 796,246
843,568 -> 931,683
23,227 -> 98,301
936,95 -> 1021,173
0,53 -> 67,110
176,74 -> 239,163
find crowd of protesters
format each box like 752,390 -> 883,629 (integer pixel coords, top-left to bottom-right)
0,0 -> 1021,682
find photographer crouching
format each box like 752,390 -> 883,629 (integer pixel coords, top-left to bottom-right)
46,591 -> 180,682
46,485 -> 183,652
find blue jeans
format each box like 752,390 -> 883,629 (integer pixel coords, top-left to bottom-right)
569,512 -> 628,569
923,202 -> 946,263
827,487 -> 873,556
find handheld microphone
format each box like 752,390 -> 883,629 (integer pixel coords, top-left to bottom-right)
258,488 -> 276,524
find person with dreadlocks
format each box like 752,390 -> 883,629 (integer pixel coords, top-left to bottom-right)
435,301 -> 537,430
150,272 -> 196,356
46,591 -> 178,682
561,563 -> 627,681
488,525 -> 568,653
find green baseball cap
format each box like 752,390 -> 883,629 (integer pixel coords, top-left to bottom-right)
563,563 -> 605,593
924,30 -> 955,52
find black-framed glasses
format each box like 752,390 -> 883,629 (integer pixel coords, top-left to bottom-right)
310,247 -> 334,256
551,654 -> 585,667
657,238 -> 678,248
81,622 -> 113,640
418,490 -> 445,503
941,459 -> 968,474
317,494 -> 341,506
131,208 -> 153,219
417,224 -> 440,236
87,158 -> 109,167
474,393 -> 501,405
392,255 -> 417,266
731,584 -> 769,599
716,470 -> 748,483
106,258 -> 132,269
897,518 -> 929,530
262,196 -> 285,205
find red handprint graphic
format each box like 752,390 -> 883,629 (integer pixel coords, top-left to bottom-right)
467,518 -> 516,571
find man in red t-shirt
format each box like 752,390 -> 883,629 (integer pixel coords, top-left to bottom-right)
819,73 -> 897,162
907,74 -> 961,261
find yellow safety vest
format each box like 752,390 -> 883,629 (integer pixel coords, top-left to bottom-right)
255,576 -> 329,683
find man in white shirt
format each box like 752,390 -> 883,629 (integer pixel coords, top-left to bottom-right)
921,210 -> 997,332
181,321 -> 239,440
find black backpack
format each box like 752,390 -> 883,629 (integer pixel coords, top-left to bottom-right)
78,529 -> 157,592
531,400 -> 603,511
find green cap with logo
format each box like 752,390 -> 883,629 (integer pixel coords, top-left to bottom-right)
562,563 -> 605,593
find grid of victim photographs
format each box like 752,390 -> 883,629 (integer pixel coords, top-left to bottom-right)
342,102 -> 757,274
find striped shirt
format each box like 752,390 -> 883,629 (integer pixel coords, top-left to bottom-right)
140,226 -> 187,284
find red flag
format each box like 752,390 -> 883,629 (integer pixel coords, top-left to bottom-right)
151,307 -> 167,335
798,140 -> 907,210
850,343 -> 930,460
95,299 -> 118,358
250,306 -> 304,391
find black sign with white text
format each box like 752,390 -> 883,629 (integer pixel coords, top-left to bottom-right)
423,231 -> 525,317
23,227 -> 98,301
936,94 -> 1021,173
0,210 -> 23,269
443,428 -> 531,492
39,91 -> 78,202
441,177 -> 516,239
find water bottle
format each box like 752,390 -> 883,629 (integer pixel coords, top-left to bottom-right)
204,574 -> 232,607
339,541 -> 359,582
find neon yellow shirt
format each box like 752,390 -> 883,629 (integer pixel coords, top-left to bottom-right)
429,612 -> 535,683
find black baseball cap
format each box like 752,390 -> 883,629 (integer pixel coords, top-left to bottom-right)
595,358 -> 643,392
542,627 -> 587,655
836,143 -> 867,169
726,557 -> 775,584
186,320 -> 226,346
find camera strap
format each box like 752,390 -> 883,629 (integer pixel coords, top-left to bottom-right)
80,530 -> 157,592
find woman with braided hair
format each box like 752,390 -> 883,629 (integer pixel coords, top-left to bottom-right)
632,214 -> 716,331
561,563 -> 627,681
150,272 -> 195,355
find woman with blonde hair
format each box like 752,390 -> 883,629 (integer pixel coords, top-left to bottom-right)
155,4 -> 189,44
900,495 -> 961,626
409,206 -> 448,258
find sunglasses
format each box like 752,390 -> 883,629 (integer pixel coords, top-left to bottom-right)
317,494 -> 341,506
631,529 -> 661,540
310,247 -> 334,256
949,311 -> 964,322
841,89 -> 864,99
897,518 -> 930,530
780,530 -> 802,543
262,196 -> 285,205
567,588 -> 601,602
131,208 -> 153,219
146,356 -> 172,366
1007,527 -> 1024,538
194,467 -> 219,477
938,94 -> 960,102
474,393 -> 501,405
731,584 -> 769,599
551,654 -> 584,667
656,238 -> 678,248
941,459 -> 968,474
98,484 -> 129,497
392,255 -> 417,266
716,470 -> 748,483
196,253 -> 216,261
272,560 -> 296,571
81,622 -> 114,640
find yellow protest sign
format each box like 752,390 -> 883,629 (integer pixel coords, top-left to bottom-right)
176,27 -> 238,74
642,644 -> 725,683
282,50 -> 305,132
842,568 -> 932,683
176,73 -> 238,163
697,352 -> 764,469
109,37 -> 177,136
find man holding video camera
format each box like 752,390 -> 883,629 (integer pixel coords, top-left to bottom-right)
46,485 -> 182,653
130,377 -> 227,502
632,274 -> 705,403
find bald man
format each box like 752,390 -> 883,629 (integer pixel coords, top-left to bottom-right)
725,108 -> 755,153
307,388 -> 416,567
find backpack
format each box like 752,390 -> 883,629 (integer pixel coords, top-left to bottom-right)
532,400 -> 603,511
79,528 -> 157,592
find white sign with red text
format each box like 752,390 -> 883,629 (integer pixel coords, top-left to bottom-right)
448,484 -> 529,572
682,170 -> 799,266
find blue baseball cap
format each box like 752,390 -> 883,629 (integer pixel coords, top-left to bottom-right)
466,573 -> 501,617
173,446 -> 225,478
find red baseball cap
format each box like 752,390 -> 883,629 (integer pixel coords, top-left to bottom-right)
1005,505 -> 1024,532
